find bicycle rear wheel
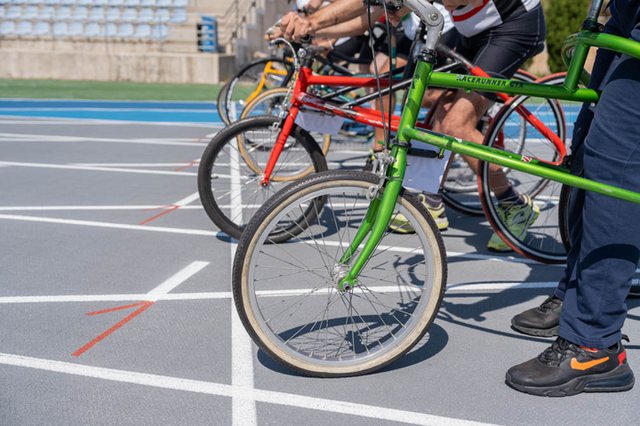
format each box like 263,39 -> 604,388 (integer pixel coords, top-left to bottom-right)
478,74 -> 568,264
197,116 -> 327,241
222,57 -> 293,124
233,171 -> 447,377
217,80 -> 232,124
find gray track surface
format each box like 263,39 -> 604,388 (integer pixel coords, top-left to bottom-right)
1,116 -> 638,426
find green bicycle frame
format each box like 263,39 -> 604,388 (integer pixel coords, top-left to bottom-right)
337,27 -> 640,291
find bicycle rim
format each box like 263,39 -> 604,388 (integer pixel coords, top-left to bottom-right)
233,171 -> 446,376
225,58 -> 291,123
479,91 -> 567,264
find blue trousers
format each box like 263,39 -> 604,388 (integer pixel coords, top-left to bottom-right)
554,0 -> 640,348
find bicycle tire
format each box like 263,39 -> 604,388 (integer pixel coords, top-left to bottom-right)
217,80 -> 232,125
222,57 -> 293,124
197,116 -> 327,241
440,69 -> 538,216
478,73 -> 568,264
233,170 -> 447,377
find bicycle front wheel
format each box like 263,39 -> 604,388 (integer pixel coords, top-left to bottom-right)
233,171 -> 447,376
239,87 -> 332,157
197,116 -> 327,240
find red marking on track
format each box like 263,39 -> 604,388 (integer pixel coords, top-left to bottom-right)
174,160 -> 198,172
139,205 -> 179,225
72,301 -> 154,357
86,301 -> 148,316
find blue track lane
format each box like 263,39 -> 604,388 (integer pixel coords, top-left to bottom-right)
0,99 -> 582,126
0,99 -> 222,123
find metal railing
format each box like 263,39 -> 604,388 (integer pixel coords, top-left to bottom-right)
218,0 -> 257,52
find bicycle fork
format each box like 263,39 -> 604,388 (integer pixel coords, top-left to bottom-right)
260,66 -> 308,187
336,60 -> 435,291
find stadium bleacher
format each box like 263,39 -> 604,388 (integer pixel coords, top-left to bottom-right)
0,0 -> 185,40
0,0 -> 235,85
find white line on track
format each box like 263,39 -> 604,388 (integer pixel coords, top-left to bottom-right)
0,352 -> 493,426
72,162 -> 200,167
0,214 -> 220,236
0,205 -> 204,211
0,161 -> 197,177
172,192 -> 200,208
228,101 -> 257,426
0,278 -> 590,305
145,261 -> 209,302
0,204 -> 271,211
0,133 -> 209,147
0,213 -> 553,265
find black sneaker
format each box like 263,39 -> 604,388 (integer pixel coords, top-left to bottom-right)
511,295 -> 562,337
506,336 -> 635,397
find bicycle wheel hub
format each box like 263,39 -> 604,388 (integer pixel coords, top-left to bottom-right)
332,264 -> 353,292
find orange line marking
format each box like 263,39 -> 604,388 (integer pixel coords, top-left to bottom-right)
72,301 -> 154,357
86,301 -> 147,316
139,205 -> 179,225
174,160 -> 197,172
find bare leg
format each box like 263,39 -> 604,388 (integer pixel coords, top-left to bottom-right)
431,90 -> 511,195
370,53 -> 407,151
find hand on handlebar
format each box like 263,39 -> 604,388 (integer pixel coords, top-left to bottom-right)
269,11 -> 313,43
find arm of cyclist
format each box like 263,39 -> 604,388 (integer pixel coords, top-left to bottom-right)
314,14 -> 377,39
275,0 -> 371,41
302,0 -> 338,14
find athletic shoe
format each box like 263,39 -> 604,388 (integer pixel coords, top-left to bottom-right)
389,193 -> 449,233
487,194 -> 540,252
506,336 -> 635,397
511,295 -> 562,337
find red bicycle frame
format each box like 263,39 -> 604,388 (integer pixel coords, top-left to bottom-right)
260,59 -> 566,186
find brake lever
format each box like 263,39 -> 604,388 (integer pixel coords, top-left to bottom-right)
265,19 -> 281,37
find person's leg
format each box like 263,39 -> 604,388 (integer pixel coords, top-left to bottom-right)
505,52 -> 640,397
444,6 -> 546,251
559,53 -> 640,348
510,0 -> 635,336
506,1 -> 640,395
